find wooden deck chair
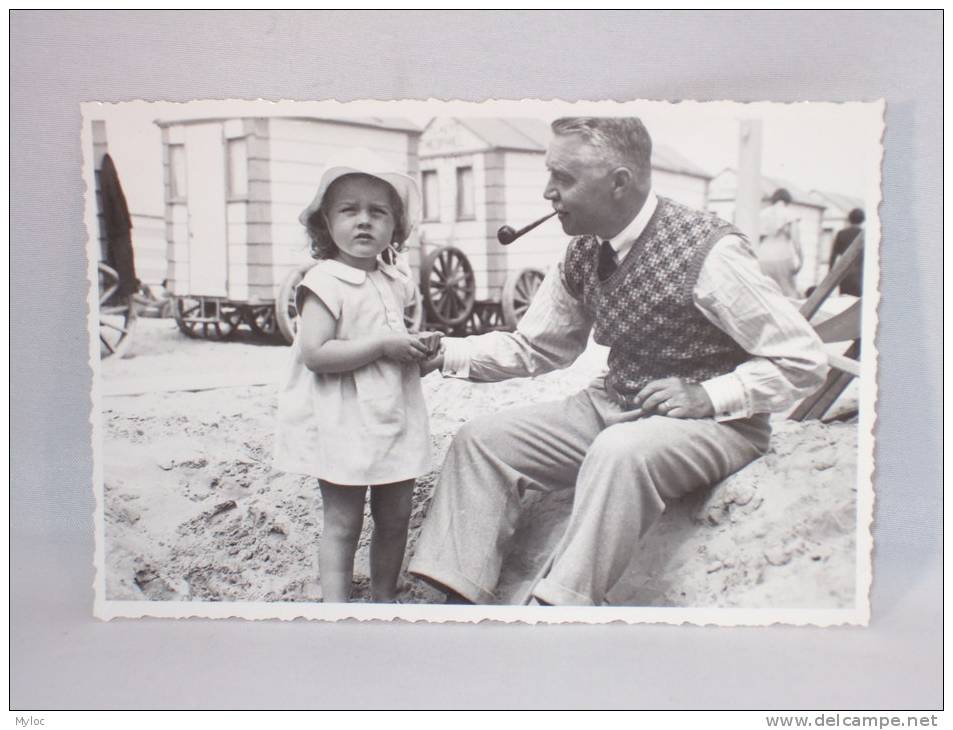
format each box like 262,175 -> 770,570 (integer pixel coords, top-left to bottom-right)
790,231 -> 864,421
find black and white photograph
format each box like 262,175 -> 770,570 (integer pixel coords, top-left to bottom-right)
88,98 -> 881,624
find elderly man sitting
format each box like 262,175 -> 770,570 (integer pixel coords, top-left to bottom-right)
410,117 -> 827,606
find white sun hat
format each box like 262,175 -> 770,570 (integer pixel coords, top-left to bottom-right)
298,147 -> 420,242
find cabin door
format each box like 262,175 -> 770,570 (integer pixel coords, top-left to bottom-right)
184,123 -> 228,297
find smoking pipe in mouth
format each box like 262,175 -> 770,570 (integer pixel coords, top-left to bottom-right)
496,211 -> 557,245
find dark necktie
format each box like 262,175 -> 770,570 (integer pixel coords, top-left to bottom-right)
597,240 -> 619,281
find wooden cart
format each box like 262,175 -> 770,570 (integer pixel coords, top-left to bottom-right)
415,245 -> 543,335
275,246 -> 543,342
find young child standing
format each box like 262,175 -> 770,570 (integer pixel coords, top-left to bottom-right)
274,150 -> 437,603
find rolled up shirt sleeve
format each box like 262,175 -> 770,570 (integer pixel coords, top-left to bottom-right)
694,235 -> 829,421
441,259 -> 594,382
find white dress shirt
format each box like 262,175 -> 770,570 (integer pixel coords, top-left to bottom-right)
442,191 -> 828,421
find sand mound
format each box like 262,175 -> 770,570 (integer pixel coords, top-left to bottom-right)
493,419 -> 858,607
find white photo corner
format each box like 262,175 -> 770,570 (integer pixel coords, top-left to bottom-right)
85,98 -> 882,625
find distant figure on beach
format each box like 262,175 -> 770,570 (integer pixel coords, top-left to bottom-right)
757,188 -> 803,299
410,117 -> 828,606
273,150 -> 440,603
829,207 -> 865,297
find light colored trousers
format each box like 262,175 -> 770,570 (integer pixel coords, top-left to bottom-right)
409,380 -> 771,606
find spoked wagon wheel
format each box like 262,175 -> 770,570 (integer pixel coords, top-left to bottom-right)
98,262 -> 137,358
173,296 -> 241,341
420,246 -> 476,328
247,304 -> 283,342
404,284 -> 424,333
501,267 -> 545,329
462,302 -> 505,335
276,263 -> 316,345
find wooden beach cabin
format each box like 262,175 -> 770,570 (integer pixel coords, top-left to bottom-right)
156,115 -> 421,341
416,117 -> 714,331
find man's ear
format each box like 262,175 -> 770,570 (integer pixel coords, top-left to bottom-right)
610,166 -> 634,197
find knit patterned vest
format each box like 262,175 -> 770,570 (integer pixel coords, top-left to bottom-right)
563,196 -> 750,409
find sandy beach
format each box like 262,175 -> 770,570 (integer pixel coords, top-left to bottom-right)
100,318 -> 861,608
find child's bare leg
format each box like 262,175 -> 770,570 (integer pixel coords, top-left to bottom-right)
318,480 -> 368,603
369,479 -> 415,602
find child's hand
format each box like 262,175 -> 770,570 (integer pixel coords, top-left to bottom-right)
381,334 -> 429,363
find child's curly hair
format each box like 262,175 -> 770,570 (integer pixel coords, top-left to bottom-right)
304,173 -> 409,261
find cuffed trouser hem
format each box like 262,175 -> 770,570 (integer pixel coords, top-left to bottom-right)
408,562 -> 497,605
532,577 -> 596,607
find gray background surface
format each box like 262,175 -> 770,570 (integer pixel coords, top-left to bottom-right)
11,10 -> 942,709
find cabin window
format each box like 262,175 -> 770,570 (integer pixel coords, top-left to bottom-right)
169,145 -> 187,201
456,166 -> 475,220
227,138 -> 249,199
422,170 -> 439,221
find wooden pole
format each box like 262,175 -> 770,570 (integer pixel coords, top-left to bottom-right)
735,119 -> 763,242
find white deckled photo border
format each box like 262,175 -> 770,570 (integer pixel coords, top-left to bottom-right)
85,97 -> 883,625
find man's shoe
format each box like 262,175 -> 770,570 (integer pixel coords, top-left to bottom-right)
444,589 -> 473,605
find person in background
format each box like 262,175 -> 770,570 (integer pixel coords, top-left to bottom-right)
829,207 -> 865,297
409,117 -> 827,607
757,187 -> 803,299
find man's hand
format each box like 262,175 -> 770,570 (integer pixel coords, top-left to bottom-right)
416,331 -> 444,358
631,377 -> 714,419
419,341 -> 446,376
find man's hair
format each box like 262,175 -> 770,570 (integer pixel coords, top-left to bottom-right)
551,117 -> 652,179
848,207 -> 865,225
